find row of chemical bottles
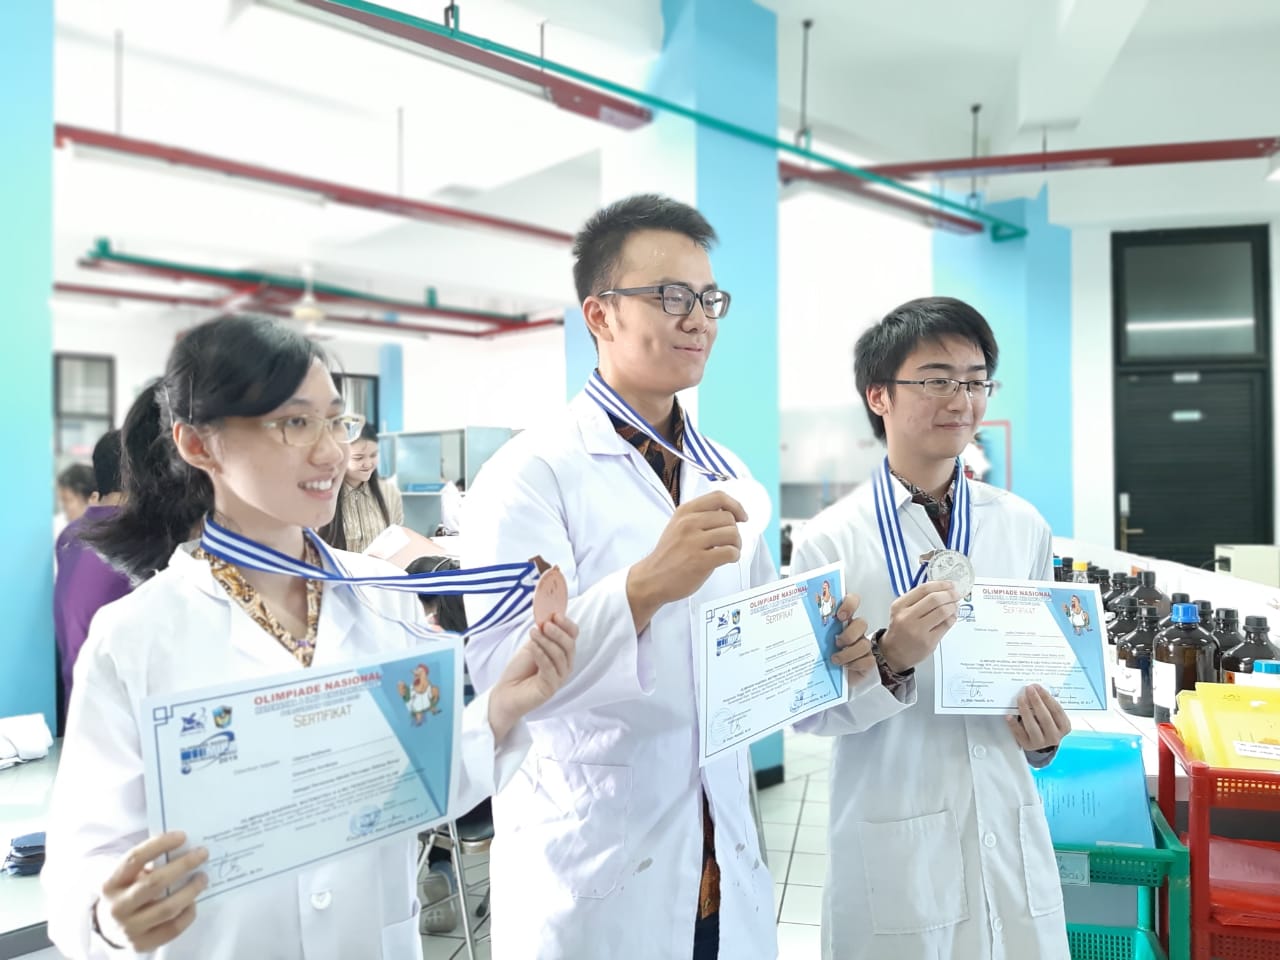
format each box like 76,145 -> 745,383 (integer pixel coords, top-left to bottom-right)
1052,557 -> 1279,723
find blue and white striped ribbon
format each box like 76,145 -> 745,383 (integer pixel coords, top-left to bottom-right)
199,516 -> 538,636
584,370 -> 736,480
872,457 -> 972,598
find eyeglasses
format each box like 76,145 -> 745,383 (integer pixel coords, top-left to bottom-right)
597,283 -> 731,319
889,378 -> 1000,398
260,413 -> 366,447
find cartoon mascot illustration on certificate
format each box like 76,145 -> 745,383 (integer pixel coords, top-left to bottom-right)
1062,595 -> 1092,636
397,663 -> 441,726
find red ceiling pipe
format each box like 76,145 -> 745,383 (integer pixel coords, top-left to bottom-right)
54,281 -> 564,339
863,136 -> 1280,181
56,124 -> 575,245
75,259 -> 564,337
779,160 -> 985,234
297,0 -> 652,131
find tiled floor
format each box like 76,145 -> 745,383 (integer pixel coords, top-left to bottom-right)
421,729 -> 834,959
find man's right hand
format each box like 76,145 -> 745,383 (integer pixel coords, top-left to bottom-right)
96,832 -> 208,952
626,491 -> 747,632
879,580 -> 961,674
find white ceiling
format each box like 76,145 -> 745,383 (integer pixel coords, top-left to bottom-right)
50,0 -> 1280,328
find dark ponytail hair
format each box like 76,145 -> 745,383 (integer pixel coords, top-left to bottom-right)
406,555 -> 469,634
84,315 -> 327,581
318,421 -> 390,551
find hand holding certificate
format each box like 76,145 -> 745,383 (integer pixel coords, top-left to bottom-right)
933,579 -> 1108,715
141,645 -> 464,902
696,563 -> 854,764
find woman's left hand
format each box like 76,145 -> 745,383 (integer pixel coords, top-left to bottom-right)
488,613 -> 578,741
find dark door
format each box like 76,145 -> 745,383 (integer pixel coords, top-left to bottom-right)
1113,225 -> 1273,567
1114,370 -> 1270,566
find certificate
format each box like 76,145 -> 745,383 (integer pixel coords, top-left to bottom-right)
697,563 -> 847,765
934,579 -> 1108,715
141,644 -> 462,901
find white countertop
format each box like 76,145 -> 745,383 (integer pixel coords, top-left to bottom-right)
0,744 -> 59,951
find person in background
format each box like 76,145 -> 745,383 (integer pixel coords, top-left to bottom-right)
53,430 -> 133,732
406,553 -> 480,936
318,421 -> 404,552
439,477 -> 465,534
55,462 -> 96,537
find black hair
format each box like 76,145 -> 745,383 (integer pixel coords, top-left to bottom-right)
84,315 -> 328,581
406,555 -> 469,635
57,463 -> 96,501
317,421 -> 390,551
853,296 -> 999,442
91,429 -> 124,497
571,193 -> 717,307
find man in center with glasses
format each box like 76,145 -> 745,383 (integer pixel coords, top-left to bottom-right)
463,193 -> 873,959
789,297 -> 1072,960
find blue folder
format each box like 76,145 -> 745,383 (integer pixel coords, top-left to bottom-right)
1031,731 -> 1155,848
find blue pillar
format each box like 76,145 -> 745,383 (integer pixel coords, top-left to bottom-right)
933,187 -> 1074,534
378,343 -> 403,433
568,0 -> 783,778
1,2 -> 55,726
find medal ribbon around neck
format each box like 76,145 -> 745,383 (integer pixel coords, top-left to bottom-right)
872,456 -> 972,598
199,516 -> 538,637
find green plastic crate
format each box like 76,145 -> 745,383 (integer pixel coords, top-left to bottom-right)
1054,800 -> 1186,886
1068,924 -> 1164,960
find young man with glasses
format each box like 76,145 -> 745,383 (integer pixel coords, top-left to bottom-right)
463,194 -> 874,960
790,297 -> 1072,960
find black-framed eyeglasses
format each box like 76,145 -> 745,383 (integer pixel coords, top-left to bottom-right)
889,378 -> 1000,398
596,283 -> 731,320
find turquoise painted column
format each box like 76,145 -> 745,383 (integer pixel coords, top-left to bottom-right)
378,343 -> 403,433
1,2 -> 55,726
933,187 -> 1074,534
568,0 -> 784,779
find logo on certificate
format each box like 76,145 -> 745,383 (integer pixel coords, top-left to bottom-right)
715,626 -> 742,656
731,609 -> 741,626
180,708 -> 207,736
179,731 -> 238,775
958,602 -> 976,623
716,611 -> 729,628
213,706 -> 233,729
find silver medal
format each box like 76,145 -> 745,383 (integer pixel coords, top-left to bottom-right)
926,549 -> 975,597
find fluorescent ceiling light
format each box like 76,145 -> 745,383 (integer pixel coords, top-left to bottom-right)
65,140 -> 328,206
1126,318 -> 1254,332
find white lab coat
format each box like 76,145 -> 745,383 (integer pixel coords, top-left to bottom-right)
462,392 -> 780,960
791,475 -> 1070,960
43,543 -> 530,960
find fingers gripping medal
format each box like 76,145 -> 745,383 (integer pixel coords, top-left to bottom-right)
926,549 -> 975,598
532,566 -> 568,627
717,477 -> 773,542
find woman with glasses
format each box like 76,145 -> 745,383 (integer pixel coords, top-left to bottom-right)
43,315 -> 578,960
318,421 -> 404,553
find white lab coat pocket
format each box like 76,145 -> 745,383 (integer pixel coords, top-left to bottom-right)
380,902 -> 422,959
856,810 -> 969,935
1018,802 -> 1064,917
536,756 -> 633,900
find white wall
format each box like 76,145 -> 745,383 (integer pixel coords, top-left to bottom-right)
776,188 -> 933,484
1050,160 -> 1280,546
400,325 -> 567,433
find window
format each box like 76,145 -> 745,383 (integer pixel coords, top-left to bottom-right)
1114,226 -> 1270,364
54,354 -> 115,466
333,373 -> 379,432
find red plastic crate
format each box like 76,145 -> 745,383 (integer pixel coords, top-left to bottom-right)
1156,724 -> 1280,960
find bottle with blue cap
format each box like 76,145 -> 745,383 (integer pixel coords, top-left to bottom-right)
1249,659 -> 1280,689
1152,602 -> 1216,725
1220,616 -> 1279,684
1052,556 -> 1063,582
